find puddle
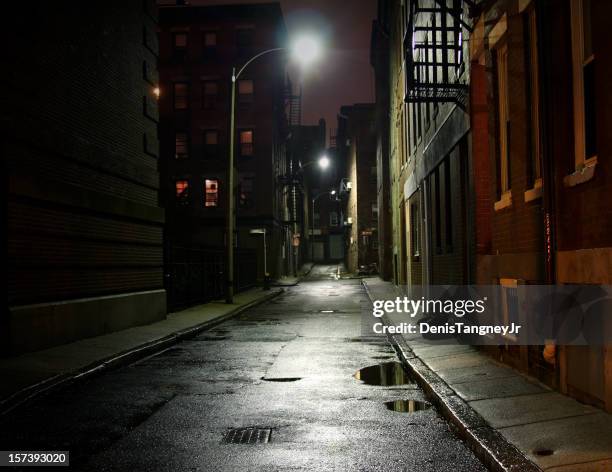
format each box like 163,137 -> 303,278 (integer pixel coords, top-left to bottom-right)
533,449 -> 554,457
353,362 -> 414,386
384,399 -> 431,413
262,377 -> 302,382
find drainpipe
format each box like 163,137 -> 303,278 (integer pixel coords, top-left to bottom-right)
538,0 -> 557,365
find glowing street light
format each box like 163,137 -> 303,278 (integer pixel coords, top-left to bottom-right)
292,35 -> 321,66
318,155 -> 330,170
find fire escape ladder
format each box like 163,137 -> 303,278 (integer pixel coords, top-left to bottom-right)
405,0 -> 470,108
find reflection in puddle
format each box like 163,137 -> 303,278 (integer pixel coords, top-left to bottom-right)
384,399 -> 431,413
353,362 -> 414,386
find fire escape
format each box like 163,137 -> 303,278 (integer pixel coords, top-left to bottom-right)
404,0 -> 478,108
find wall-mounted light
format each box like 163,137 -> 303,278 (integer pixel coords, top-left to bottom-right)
346,217 -> 353,224
153,86 -> 161,99
346,181 -> 353,190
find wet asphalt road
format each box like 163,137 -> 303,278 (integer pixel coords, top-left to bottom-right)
0,264 -> 487,471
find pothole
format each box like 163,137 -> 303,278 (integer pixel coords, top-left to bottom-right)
533,448 -> 554,457
384,399 -> 431,413
353,362 -> 415,386
261,377 -> 302,382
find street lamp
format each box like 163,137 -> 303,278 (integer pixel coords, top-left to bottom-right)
226,36 -> 322,303
311,189 -> 338,262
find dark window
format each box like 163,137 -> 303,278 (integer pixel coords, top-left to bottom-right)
203,31 -> 217,48
236,28 -> 253,54
173,33 -> 187,59
238,173 -> 254,208
583,61 -> 596,159
434,168 -> 442,252
371,203 -> 378,224
174,83 -> 188,109
330,211 -> 339,227
238,79 -> 254,103
175,132 -> 188,159
239,130 -> 253,156
203,130 -> 218,158
202,81 -> 218,109
205,179 -> 219,207
175,180 -> 189,205
444,157 -> 453,251
411,202 -> 420,258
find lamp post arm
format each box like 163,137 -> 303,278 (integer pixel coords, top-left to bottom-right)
234,47 -> 286,80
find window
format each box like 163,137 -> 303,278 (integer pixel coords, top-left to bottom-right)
570,0 -> 597,167
175,132 -> 188,159
173,33 -> 187,58
175,180 -> 189,205
525,7 -> 542,185
371,202 -> 378,224
236,28 -> 253,53
500,279 -> 519,341
434,168 -> 442,252
174,83 -> 188,109
239,130 -> 253,156
370,166 -> 377,181
238,79 -> 254,103
444,157 -> 453,251
313,212 -> 320,229
495,43 -> 510,196
203,130 -> 218,158
202,81 -> 218,109
238,173 -> 254,208
410,202 -> 420,258
329,211 -> 339,227
203,31 -> 216,48
204,179 -> 219,207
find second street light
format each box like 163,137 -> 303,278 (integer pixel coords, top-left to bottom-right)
226,35 -> 322,304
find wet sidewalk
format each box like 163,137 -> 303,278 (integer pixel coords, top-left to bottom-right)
0,288 -> 280,414
362,277 -> 612,471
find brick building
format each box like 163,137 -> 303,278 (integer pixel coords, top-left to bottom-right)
291,119 -> 327,264
375,0 -> 612,411
339,104 -> 378,273
158,3 -> 288,307
470,0 -> 612,411
3,1 -> 165,355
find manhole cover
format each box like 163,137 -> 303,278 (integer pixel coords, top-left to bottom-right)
320,310 -> 335,313
354,362 -> 415,386
222,427 -> 272,444
384,399 -> 431,413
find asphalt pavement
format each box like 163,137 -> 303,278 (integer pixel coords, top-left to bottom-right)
0,264 -> 487,471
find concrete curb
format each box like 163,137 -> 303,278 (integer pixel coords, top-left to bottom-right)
360,280 -> 541,472
271,263 -> 315,287
0,289 -> 282,416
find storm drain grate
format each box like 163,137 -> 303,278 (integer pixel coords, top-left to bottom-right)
222,427 -> 272,444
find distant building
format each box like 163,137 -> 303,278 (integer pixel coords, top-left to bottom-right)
290,119 -> 327,264
4,1 -> 165,355
158,3 -> 288,308
338,104 -> 378,273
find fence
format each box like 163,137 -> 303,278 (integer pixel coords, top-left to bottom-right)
165,245 -> 257,311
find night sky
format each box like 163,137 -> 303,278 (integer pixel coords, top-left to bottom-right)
185,0 -> 377,142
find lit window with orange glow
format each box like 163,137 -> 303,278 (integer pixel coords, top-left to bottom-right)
153,86 -> 160,99
205,179 -> 219,207
239,130 -> 253,156
175,180 -> 189,205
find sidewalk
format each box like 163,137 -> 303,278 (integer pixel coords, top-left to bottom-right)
0,288 -> 281,415
362,277 -> 612,472
271,262 -> 315,286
